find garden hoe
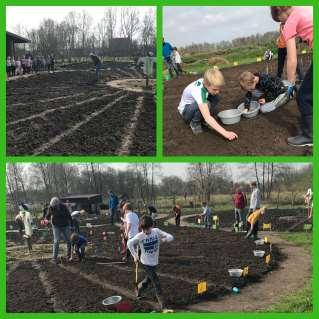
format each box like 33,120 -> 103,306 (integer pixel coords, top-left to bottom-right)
134,261 -> 139,297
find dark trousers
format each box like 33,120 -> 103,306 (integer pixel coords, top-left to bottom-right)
182,94 -> 219,124
175,214 -> 181,226
164,57 -> 178,77
297,63 -> 312,138
25,236 -> 32,252
110,208 -> 118,225
75,244 -> 86,261
246,221 -> 259,238
277,48 -> 304,80
139,264 -> 165,310
176,63 -> 183,73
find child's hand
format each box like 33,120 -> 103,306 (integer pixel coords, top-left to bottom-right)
134,256 -> 139,264
224,131 -> 238,141
258,98 -> 266,105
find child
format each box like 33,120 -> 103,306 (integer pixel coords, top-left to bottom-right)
172,47 -> 183,74
245,207 -> 266,240
122,202 -> 140,262
200,202 -> 212,229
239,71 -> 288,113
304,188 -> 313,219
163,38 -> 179,78
127,215 -> 174,312
147,205 -> 157,225
172,204 -> 181,226
178,67 -> 238,139
18,203 -> 33,253
70,232 -> 87,262
71,209 -> 85,234
6,56 -> 12,78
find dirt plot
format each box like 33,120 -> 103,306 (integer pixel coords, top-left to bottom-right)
184,208 -> 309,232
164,56 -> 312,156
7,224 -> 282,312
7,62 -> 155,156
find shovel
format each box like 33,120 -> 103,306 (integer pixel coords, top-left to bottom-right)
134,261 -> 139,296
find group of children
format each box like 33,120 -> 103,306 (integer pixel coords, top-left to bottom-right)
6,54 -> 55,78
176,6 -> 313,148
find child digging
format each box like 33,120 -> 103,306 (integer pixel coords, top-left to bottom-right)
127,215 -> 174,312
245,207 -> 266,240
178,67 -> 237,140
70,232 -> 87,262
239,71 -> 289,113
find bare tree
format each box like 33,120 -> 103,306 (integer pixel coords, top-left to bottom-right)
120,8 -> 140,41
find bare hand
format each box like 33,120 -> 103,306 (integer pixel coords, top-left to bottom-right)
224,131 -> 238,141
258,98 -> 266,105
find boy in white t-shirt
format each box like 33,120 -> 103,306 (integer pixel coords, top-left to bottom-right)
127,215 -> 174,312
123,202 -> 140,262
172,47 -> 183,74
178,67 -> 238,140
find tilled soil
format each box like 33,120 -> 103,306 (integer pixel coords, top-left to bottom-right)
164,57 -> 312,156
7,62 -> 155,156
184,208 -> 309,232
7,224 -> 282,312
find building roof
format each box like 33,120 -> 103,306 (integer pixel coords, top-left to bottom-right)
60,194 -> 102,201
6,31 -> 30,43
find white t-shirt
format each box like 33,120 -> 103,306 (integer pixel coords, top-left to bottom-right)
173,51 -> 182,64
178,78 -> 209,114
127,228 -> 174,266
125,211 -> 140,239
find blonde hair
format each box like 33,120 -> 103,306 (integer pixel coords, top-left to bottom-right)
239,71 -> 255,90
203,67 -> 225,87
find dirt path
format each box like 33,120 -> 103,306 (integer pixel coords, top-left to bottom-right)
168,214 -> 311,312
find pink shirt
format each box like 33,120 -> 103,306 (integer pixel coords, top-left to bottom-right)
283,6 -> 313,47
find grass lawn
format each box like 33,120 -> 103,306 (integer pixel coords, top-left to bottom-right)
266,232 -> 312,312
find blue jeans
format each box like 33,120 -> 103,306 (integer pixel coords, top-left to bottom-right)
52,225 -> 71,261
182,94 -> 219,124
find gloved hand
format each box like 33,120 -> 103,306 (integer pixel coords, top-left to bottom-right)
287,83 -> 297,98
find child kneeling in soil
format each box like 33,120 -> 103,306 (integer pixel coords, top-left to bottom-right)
70,232 -> 87,262
178,67 -> 238,140
239,71 -> 289,113
245,207 -> 266,240
127,215 -> 174,312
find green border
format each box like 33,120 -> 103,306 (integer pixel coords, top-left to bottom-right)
2,0 -> 318,318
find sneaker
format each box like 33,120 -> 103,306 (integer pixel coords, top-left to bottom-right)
190,122 -> 203,135
162,308 -> 174,313
287,134 -> 313,147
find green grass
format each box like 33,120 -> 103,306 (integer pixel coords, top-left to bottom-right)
266,282 -> 312,313
279,232 -> 312,251
265,232 -> 312,312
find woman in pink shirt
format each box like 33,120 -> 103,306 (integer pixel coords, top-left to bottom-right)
270,6 -> 313,147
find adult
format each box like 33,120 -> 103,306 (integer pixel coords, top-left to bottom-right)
270,6 -> 313,147
89,52 -> 102,82
163,38 -> 179,78
233,188 -> 247,224
122,202 -> 140,262
108,191 -> 119,225
276,22 -> 304,80
172,204 -> 181,226
46,197 -> 72,264
200,202 -> 212,230
247,181 -> 261,223
71,210 -> 85,234
17,203 -> 33,252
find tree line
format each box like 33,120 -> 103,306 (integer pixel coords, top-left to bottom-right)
6,163 -> 312,213
180,31 -> 279,54
13,8 -> 156,60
